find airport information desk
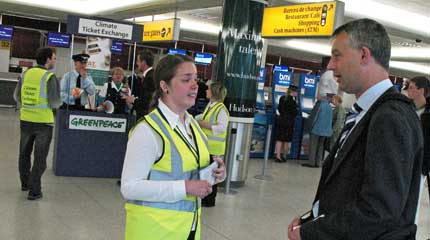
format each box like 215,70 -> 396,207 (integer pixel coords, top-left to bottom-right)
53,109 -> 134,178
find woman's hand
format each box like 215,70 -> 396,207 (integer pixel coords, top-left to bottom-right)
197,120 -> 211,130
212,156 -> 226,183
185,180 -> 212,198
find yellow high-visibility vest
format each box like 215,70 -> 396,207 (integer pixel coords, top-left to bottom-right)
201,102 -> 229,155
20,67 -> 54,123
125,108 -> 210,240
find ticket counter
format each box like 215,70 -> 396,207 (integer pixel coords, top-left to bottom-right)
53,109 -> 134,177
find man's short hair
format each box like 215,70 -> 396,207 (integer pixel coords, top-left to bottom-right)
36,47 -> 54,66
137,50 -> 154,67
332,18 -> 391,71
410,76 -> 430,98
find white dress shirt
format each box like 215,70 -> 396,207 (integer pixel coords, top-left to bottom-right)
196,101 -> 229,135
121,99 -> 195,203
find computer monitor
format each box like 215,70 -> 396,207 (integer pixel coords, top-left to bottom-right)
0,25 -> 13,41
47,32 -> 71,48
194,52 -> 213,65
111,40 -> 123,54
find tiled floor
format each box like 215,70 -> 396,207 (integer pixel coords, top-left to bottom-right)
0,108 -> 429,240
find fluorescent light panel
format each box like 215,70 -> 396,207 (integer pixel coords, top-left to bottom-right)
2,0 -> 152,15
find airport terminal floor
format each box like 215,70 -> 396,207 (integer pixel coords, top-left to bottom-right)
0,107 -> 429,240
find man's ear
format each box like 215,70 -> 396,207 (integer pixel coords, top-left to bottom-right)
360,46 -> 372,65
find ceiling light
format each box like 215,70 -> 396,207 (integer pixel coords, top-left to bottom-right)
2,0 -> 153,15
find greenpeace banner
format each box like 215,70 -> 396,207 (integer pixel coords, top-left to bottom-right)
69,115 -> 127,133
215,0 -> 266,122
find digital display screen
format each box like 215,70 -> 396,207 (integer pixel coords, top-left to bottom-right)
168,48 -> 187,55
0,25 -> 13,41
111,40 -> 123,54
47,32 -> 70,48
194,52 -> 213,65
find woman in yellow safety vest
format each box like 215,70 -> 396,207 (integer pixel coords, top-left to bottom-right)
196,80 -> 229,207
121,54 -> 226,240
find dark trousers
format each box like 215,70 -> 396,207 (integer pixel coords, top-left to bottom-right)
201,155 -> 218,206
308,134 -> 326,167
19,121 -> 53,194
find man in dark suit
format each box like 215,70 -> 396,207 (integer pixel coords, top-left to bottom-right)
288,18 -> 423,240
124,50 -> 155,120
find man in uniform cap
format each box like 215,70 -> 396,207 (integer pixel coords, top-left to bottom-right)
60,53 -> 95,110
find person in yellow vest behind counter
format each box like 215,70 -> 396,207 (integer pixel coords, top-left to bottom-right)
196,80 -> 229,207
120,54 -> 226,240
13,47 -> 62,200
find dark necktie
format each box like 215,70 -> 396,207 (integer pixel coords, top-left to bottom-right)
337,103 -> 363,149
75,74 -> 81,107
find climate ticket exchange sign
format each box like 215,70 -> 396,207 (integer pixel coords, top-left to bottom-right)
67,15 -> 143,42
69,115 -> 127,133
140,19 -> 180,42
262,1 -> 344,38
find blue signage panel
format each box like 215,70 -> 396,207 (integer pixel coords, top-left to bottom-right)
194,52 -> 213,65
47,32 -> 71,48
299,74 -> 317,112
168,48 -> 187,55
0,25 -> 13,41
111,40 -> 123,54
273,64 -> 289,72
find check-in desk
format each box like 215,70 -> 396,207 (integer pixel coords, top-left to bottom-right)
0,72 -> 20,107
53,109 -> 134,178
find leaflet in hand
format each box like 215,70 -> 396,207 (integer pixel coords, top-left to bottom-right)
199,161 -> 219,185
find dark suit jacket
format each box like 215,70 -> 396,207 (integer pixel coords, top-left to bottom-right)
421,106 -> 430,175
300,87 -> 423,240
131,69 -> 155,120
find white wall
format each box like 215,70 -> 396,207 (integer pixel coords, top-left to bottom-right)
0,48 -> 11,72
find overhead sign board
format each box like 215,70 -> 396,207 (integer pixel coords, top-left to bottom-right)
262,1 -> 344,38
67,15 -> 143,42
140,19 -> 180,42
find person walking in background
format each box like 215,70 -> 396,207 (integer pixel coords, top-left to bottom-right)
121,54 -> 226,240
302,70 -> 336,168
13,47 -> 61,200
274,85 -> 298,162
288,18 -> 423,240
406,76 -> 430,237
329,95 -> 346,151
196,80 -> 229,207
60,53 -> 96,110
124,50 -> 156,120
98,67 -> 131,114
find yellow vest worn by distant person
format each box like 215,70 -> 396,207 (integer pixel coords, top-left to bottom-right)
201,102 -> 229,155
20,67 -> 54,123
125,108 -> 210,240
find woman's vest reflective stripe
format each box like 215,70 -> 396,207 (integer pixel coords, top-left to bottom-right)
20,68 -> 54,123
201,102 -> 229,155
125,108 -> 210,240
